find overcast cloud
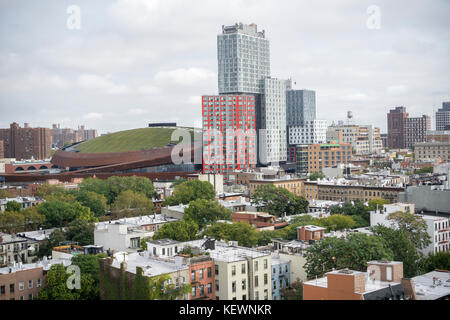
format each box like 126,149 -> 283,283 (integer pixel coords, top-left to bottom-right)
0,0 -> 449,134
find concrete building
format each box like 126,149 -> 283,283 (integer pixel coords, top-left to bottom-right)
218,23 -> 270,95
405,115 -> 431,149
414,141 -> 450,162
296,142 -> 352,174
289,120 -> 327,146
259,78 -> 287,165
94,214 -> 178,253
399,185 -> 450,214
435,102 -> 450,131
50,124 -> 98,148
370,203 -> 449,255
286,89 -> 316,127
425,130 -> 450,143
303,260 -> 407,300
387,107 -> 408,149
0,123 -> 51,160
326,124 -> 382,154
202,95 -> 257,183
270,252 -> 290,300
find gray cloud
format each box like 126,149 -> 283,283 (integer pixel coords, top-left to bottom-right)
0,0 -> 449,134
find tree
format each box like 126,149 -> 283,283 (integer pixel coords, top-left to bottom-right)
38,200 -> 96,228
251,184 -> 308,217
71,254 -> 105,299
0,211 -> 24,233
5,201 -> 22,212
37,229 -> 67,258
330,200 -> 370,228
309,172 -> 325,181
316,214 -> 356,232
202,222 -> 260,247
0,189 -> 13,198
183,199 -> 232,229
111,190 -> 154,218
75,191 -> 108,217
280,278 -> 303,300
304,233 -> 393,278
371,225 -> 422,278
367,198 -> 390,211
387,211 -> 431,250
38,264 -> 97,300
164,180 -> 216,206
65,219 -> 95,246
153,220 -> 199,242
421,252 -> 450,273
22,206 -> 45,231
35,183 -> 66,199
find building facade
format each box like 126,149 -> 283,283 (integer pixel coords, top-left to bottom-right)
286,89 -> 316,127
436,102 -> 450,131
414,141 -> 450,162
0,123 -> 51,160
271,254 -> 290,300
289,120 -> 327,146
405,115 -> 431,149
202,95 -> 257,183
296,142 -> 352,174
387,107 -> 408,149
50,124 -> 98,148
327,124 -> 382,154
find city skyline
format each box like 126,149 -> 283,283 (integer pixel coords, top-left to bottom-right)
1,0 -> 449,135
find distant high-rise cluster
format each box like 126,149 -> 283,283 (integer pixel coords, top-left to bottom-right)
0,123 -> 51,160
387,107 -> 431,149
50,124 -> 98,148
436,102 -> 450,131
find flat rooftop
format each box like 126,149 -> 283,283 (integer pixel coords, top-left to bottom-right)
412,270 -> 450,300
111,252 -> 188,276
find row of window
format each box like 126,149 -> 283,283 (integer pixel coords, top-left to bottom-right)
0,278 -> 41,295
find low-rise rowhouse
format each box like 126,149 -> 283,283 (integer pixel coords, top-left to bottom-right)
270,252 -> 290,300
249,178 -> 304,197
0,233 -> 39,267
94,214 -> 178,253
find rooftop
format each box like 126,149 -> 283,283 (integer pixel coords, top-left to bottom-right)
412,270 -> 450,300
111,252 -> 188,276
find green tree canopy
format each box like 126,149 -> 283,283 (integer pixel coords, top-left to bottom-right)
304,233 -> 393,278
202,222 -> 260,247
421,252 -> 450,273
75,191 -> 108,217
387,211 -> 431,250
38,200 -> 96,228
5,200 -> 22,212
309,172 -> 325,181
37,229 -> 67,258
251,184 -> 308,217
183,199 -> 232,229
65,219 -> 95,246
111,190 -> 154,218
152,220 -> 199,242
164,180 -> 216,206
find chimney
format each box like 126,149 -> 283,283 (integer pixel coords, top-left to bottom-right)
401,278 -> 417,300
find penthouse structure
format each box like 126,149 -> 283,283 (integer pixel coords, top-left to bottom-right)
0,123 -> 50,160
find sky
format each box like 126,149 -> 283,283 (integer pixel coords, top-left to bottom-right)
0,0 -> 449,135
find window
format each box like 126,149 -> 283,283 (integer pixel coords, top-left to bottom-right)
191,271 -> 196,281
215,265 -> 219,275
254,261 -> 258,271
0,285 -> 5,294
200,285 -> 205,296
207,283 -> 212,294
231,265 -> 236,276
28,294 -> 33,300
232,281 -> 236,293
207,267 -> 212,278
215,280 -> 219,291
28,280 -> 33,289
20,295 -> 24,300
386,267 -> 393,281
255,276 -> 259,287
192,287 -> 196,297
264,259 -> 268,269
242,280 -> 246,290
19,282 -> 24,291
9,284 -> 14,293
255,291 -> 259,300
199,269 -> 204,280
264,274 -> 268,285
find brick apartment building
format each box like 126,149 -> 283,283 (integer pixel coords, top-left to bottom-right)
297,225 -> 326,242
303,260 -> 407,300
0,123 -> 51,160
0,265 -> 44,300
232,211 -> 276,230
387,107 -> 431,149
296,142 -> 352,174
188,255 -> 215,300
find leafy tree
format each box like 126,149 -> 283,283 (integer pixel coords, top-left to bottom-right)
71,254 -> 105,299
309,172 -> 325,181
280,278 -> 303,300
387,211 -> 431,250
0,189 -> 13,198
153,220 -> 199,242
5,201 -> 22,212
371,225 -> 422,278
75,191 -> 108,217
171,178 -> 187,188
317,214 -> 356,232
367,198 -> 390,211
65,219 -> 95,246
251,184 -> 308,217
38,264 -> 97,300
38,200 -> 96,228
37,229 -> 67,258
304,233 -> 393,278
0,211 -> 24,233
164,180 -> 216,205
35,183 -> 66,199
330,200 -> 370,228
111,190 -> 154,218
202,222 -> 260,247
22,206 -> 45,231
421,252 -> 450,273
183,199 -> 232,229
